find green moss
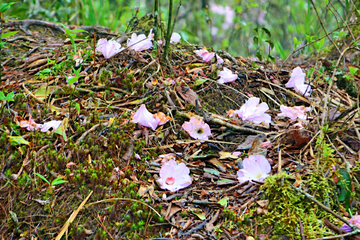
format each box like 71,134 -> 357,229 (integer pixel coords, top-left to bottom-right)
258,171 -> 334,238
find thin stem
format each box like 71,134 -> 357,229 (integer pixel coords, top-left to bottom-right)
152,0 -> 159,57
0,11 -> 3,83
309,0 -> 340,53
163,0 -> 173,61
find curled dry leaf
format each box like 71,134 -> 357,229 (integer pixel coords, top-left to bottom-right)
175,85 -> 202,107
248,134 -> 268,157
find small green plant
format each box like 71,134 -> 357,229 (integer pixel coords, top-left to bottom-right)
0,2 -> 17,82
58,23 -> 87,54
0,91 -> 14,117
66,66 -> 85,85
252,27 -> 275,62
34,172 -> 68,189
0,2 -> 18,48
0,91 -> 14,102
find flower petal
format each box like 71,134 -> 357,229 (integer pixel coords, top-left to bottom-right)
285,66 -> 306,88
218,67 -> 238,84
158,160 -> 192,192
234,97 -> 271,124
182,117 -> 211,140
170,32 -> 181,44
40,120 -> 62,132
131,104 -> 158,130
278,105 -> 311,120
237,155 -> 271,184
96,39 -> 123,59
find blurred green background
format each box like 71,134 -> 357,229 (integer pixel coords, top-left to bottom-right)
2,0 -> 352,59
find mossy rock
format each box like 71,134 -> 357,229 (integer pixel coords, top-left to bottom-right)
126,13 -> 156,35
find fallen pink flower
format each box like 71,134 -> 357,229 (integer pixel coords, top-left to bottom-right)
340,215 -> 360,232
285,67 -> 311,96
233,97 -> 271,124
19,115 -> 41,131
153,112 -> 172,126
194,47 -> 223,65
294,83 -> 312,96
40,120 -> 62,132
285,66 -> 306,88
226,109 -> 235,118
127,29 -> 153,52
237,155 -> 271,184
261,141 -> 273,148
156,153 -> 177,164
218,67 -> 238,84
278,105 -> 311,120
170,32 -> 181,44
96,39 -> 124,59
73,55 -> 83,67
182,117 -> 211,140
131,104 -> 158,130
157,160 -> 192,192
231,151 -> 242,157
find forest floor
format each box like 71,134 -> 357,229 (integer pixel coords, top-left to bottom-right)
1,19 -> 360,240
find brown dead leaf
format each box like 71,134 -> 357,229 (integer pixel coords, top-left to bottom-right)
293,129 -> 311,148
200,190 -> 208,199
181,218 -> 193,230
248,134 -> 267,156
165,204 -> 182,220
236,134 -> 266,150
256,200 -> 268,208
218,151 -> 238,160
208,158 -> 227,172
175,85 -> 201,107
128,49 -> 149,64
26,59 -> 47,69
138,183 -> 155,198
256,207 -> 268,215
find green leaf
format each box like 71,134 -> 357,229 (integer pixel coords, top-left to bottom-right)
69,29 -> 88,34
194,78 -> 208,86
256,50 -> 262,61
262,27 -> 271,38
293,37 -> 300,47
51,177 -> 68,186
4,92 -> 14,101
265,40 -> 274,49
218,197 -> 228,207
0,2 -> 15,13
54,118 -> 68,141
0,92 -> 5,101
41,68 -> 52,74
253,36 -> 258,46
349,66 -> 358,75
7,136 -> 29,146
66,76 -> 79,85
75,103 -> 81,113
216,179 -> 235,184
204,168 -> 220,177
1,31 -> 18,38
191,210 -> 206,220
34,173 -> 50,185
338,168 -> 351,209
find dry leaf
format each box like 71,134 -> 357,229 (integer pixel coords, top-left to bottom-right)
175,85 -> 201,107
248,134 -> 267,156
138,183 -> 155,198
208,158 -> 227,172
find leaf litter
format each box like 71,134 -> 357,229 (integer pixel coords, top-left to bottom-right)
0,19 -> 360,239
